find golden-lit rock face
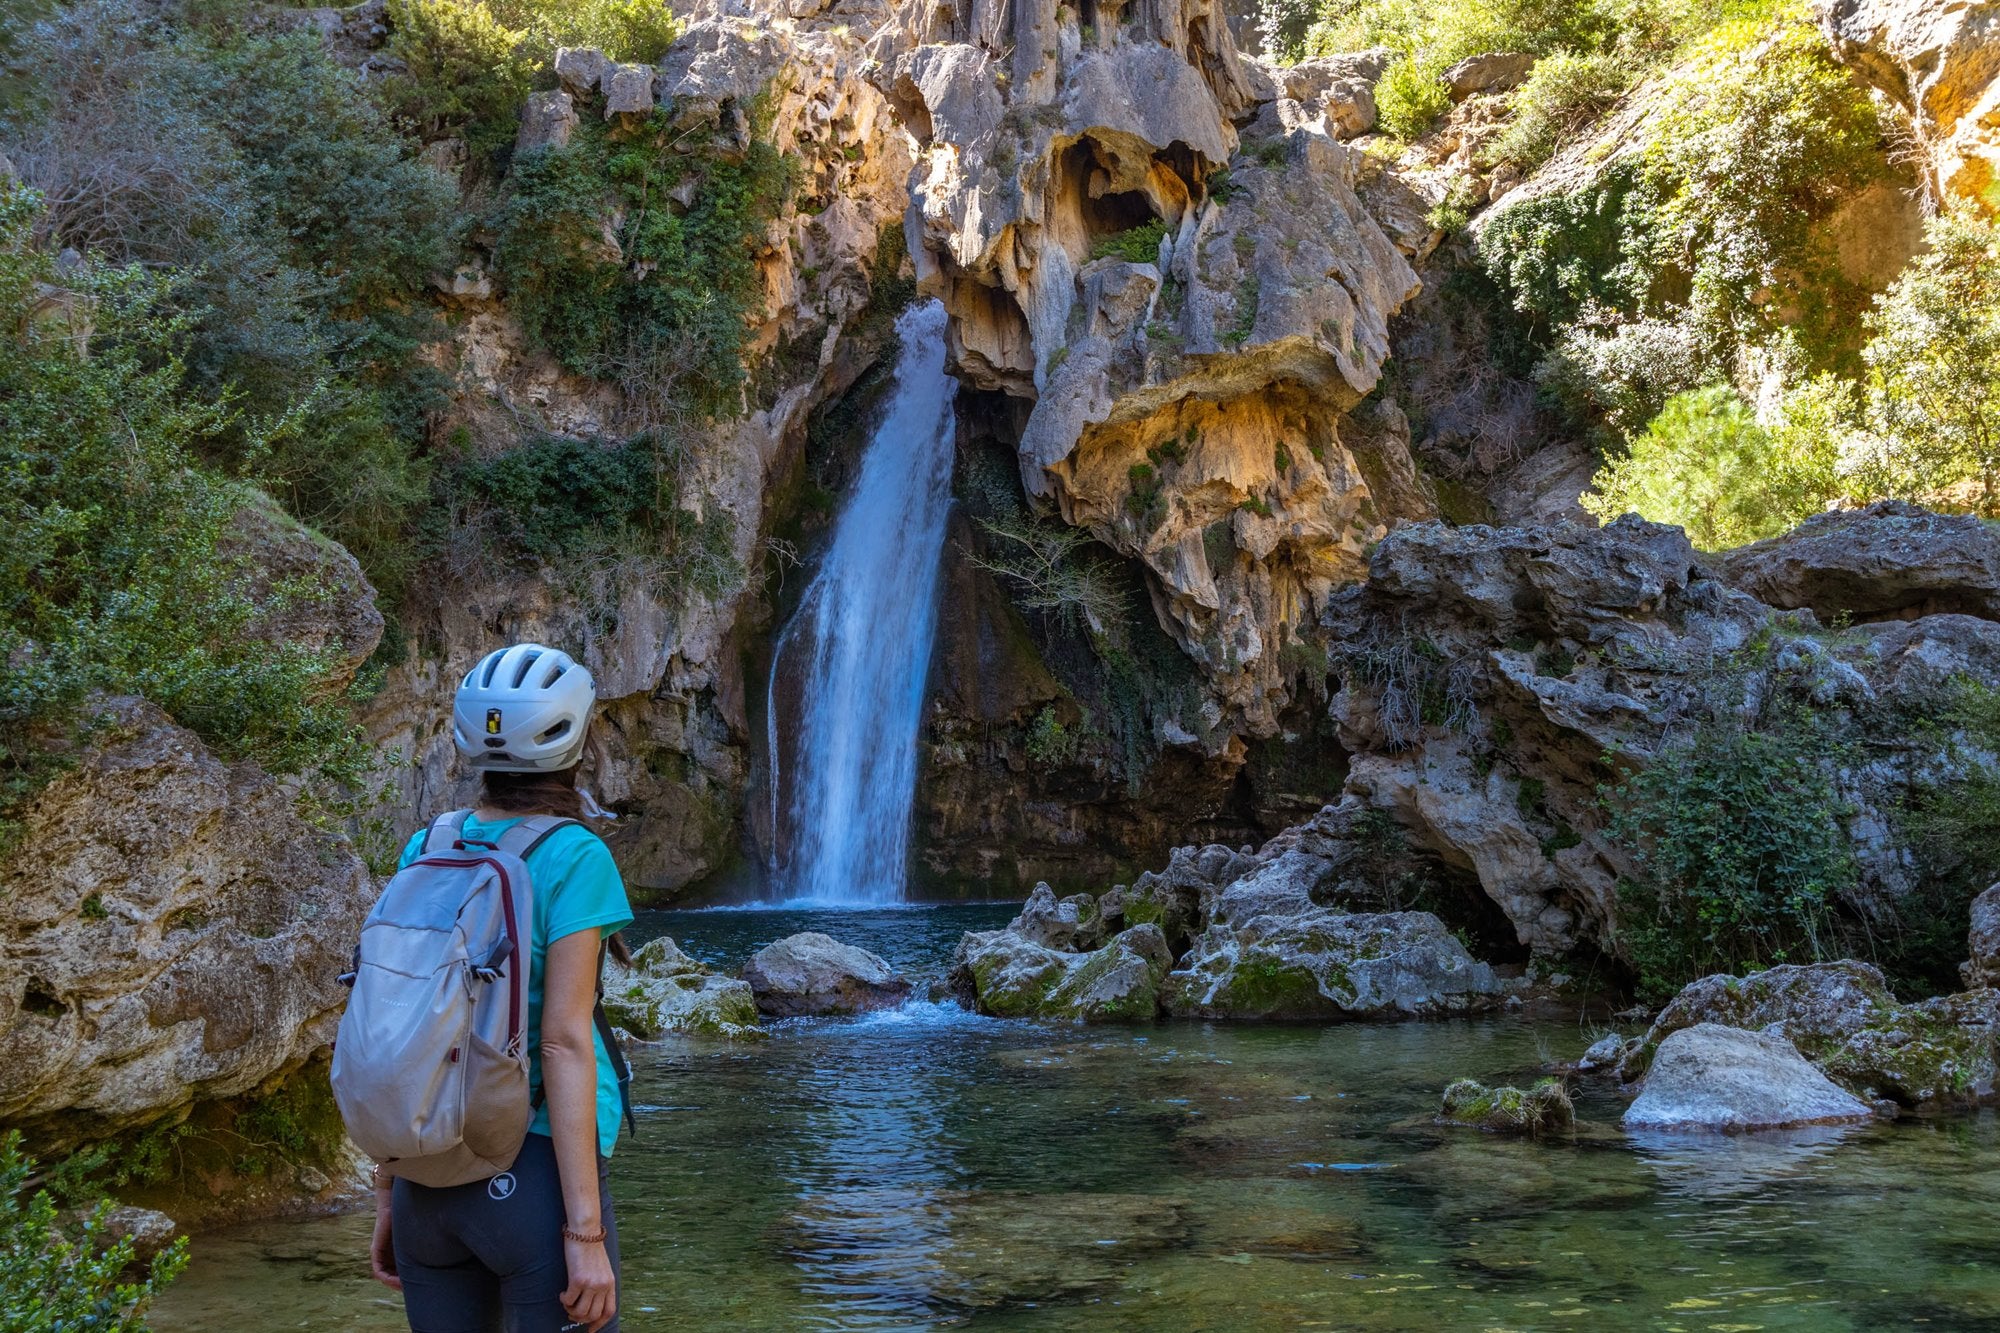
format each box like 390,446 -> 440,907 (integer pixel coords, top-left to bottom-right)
894,0 -> 1429,736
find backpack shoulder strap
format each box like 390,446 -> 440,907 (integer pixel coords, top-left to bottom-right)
421,809 -> 474,856
496,814 -> 578,861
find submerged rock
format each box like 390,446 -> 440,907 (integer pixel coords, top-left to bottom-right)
740,932 -> 911,1017
1163,908 -> 1505,1022
1439,1077 -> 1575,1136
1622,1024 -> 1876,1132
1619,961 -> 1999,1108
604,938 -> 763,1040
951,923 -> 1175,1023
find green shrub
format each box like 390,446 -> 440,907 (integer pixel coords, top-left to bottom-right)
495,0 -> 683,65
1088,217 -> 1167,264
0,182 -> 366,814
1376,54 -> 1452,139
1025,704 -> 1081,767
0,1131 -> 187,1332
497,108 -> 790,418
1582,384 -> 1839,547
1603,687 -> 1854,1000
381,0 -> 533,167
1486,50 -> 1632,170
453,435 -> 739,594
1854,211 -> 2000,511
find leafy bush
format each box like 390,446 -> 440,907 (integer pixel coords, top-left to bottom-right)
381,0 -> 533,166
1376,54 -> 1454,139
1486,50 -> 1632,170
1603,690 -> 1855,1000
452,435 -> 739,594
1582,384 -> 1838,548
1,12 -> 459,599
1088,217 -> 1167,264
1024,704 -> 1081,767
495,0 -> 683,65
496,107 -> 791,420
0,1132 -> 187,1332
0,182 -> 364,820
1853,211 -> 2000,511
965,513 -> 1131,633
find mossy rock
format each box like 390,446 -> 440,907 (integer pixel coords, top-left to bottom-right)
1438,1077 -> 1575,1137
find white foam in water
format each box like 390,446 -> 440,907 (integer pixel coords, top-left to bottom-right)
766,300 -> 958,905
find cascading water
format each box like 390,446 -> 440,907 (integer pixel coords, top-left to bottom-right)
764,299 -> 958,904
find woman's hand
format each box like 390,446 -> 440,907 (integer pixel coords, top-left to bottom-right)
369,1185 -> 402,1291
560,1235 -> 616,1331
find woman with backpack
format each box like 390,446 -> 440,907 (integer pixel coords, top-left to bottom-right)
335,643 -> 633,1333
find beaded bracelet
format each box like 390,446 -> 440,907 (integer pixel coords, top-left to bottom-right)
562,1223 -> 607,1245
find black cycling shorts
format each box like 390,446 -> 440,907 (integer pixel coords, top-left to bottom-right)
391,1131 -> 621,1333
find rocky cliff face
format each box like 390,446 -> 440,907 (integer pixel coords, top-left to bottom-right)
1818,0 -> 2000,214
362,7 -> 919,897
895,0 -> 1431,739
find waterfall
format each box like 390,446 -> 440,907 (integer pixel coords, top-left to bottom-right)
765,299 -> 958,905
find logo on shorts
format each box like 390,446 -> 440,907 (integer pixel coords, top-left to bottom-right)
488,1172 -> 516,1201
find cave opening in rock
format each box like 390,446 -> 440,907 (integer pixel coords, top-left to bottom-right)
1059,138 -> 1163,248
20,982 -> 65,1018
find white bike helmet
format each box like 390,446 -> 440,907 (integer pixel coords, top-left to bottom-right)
453,643 -> 596,773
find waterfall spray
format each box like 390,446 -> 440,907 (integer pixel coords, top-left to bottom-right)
765,300 -> 957,904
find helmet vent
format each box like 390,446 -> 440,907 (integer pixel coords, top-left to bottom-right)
535,720 -> 572,744
509,650 -> 541,689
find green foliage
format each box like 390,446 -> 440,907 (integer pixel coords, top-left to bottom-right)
381,0 -> 533,167
493,0 -> 683,65
1603,682 -> 1854,1000
1377,54 -> 1453,139
0,184 -> 366,840
0,1132 -> 187,1331
1853,211 -> 2000,510
1088,218 -> 1167,264
1486,50 -> 1633,170
453,435 -> 739,594
497,109 -> 790,418
1583,384 -> 1838,548
1024,704 -> 1081,767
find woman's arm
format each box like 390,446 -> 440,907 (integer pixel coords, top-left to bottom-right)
541,927 -> 617,1332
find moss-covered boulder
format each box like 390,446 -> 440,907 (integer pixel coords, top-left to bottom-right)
1162,909 -> 1507,1022
1439,1077 -> 1575,1136
949,924 -> 1174,1022
604,937 -> 764,1040
1618,960 -> 2000,1109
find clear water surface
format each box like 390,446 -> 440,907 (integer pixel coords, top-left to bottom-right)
153,904 -> 2000,1331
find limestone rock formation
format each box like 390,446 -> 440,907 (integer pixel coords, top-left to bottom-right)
1965,882 -> 2000,988
1619,961 -> 2000,1109
1622,1024 -> 1876,1132
1817,0 -> 2000,213
0,699 -> 372,1142
950,922 -> 1175,1022
741,932 -> 912,1016
364,12 -> 919,899
896,0 -> 1428,736
1438,1076 -> 1574,1135
1719,500 -> 2000,622
604,937 -> 764,1039
1163,904 -> 1504,1020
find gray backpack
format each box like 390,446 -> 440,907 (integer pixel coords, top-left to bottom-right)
331,811 -> 567,1187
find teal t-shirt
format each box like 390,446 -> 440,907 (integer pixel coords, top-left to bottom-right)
398,815 -> 634,1158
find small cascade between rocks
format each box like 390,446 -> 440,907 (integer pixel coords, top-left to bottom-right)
764,299 -> 958,905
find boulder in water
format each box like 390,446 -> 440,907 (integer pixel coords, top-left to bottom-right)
1618,960 -> 1999,1108
1163,908 -> 1506,1022
1622,1024 -> 1875,1132
1439,1077 -> 1575,1136
951,924 -> 1174,1022
604,937 -> 763,1040
740,932 -> 912,1017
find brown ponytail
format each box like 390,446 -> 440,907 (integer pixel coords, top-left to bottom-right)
478,767 -> 586,820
